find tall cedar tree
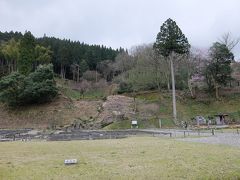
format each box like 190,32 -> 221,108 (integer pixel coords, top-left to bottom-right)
18,31 -> 36,75
153,18 -> 190,57
206,42 -> 234,99
153,18 -> 190,123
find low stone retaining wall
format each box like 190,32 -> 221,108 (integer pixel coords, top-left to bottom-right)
0,129 -> 172,142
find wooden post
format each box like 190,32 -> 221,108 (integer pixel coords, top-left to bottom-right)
237,128 -> 239,135
198,129 -> 200,136
159,119 -> 162,128
212,129 -> 215,136
184,131 -> 186,137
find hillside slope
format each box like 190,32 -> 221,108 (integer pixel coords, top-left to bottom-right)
1,89 -> 240,129
0,96 -> 101,129
135,91 -> 240,124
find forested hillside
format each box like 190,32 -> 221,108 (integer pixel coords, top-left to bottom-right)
0,31 -> 123,79
0,18 -> 239,129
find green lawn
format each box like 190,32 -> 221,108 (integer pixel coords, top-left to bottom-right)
0,137 -> 240,180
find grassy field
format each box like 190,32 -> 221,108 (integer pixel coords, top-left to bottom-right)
0,137 -> 240,180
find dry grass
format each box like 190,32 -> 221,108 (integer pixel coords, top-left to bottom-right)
0,96 -> 101,129
137,92 -> 240,122
0,137 -> 240,180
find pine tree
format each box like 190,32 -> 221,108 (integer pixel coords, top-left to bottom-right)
153,18 -> 190,123
205,42 -> 234,99
153,18 -> 190,57
18,31 -> 36,75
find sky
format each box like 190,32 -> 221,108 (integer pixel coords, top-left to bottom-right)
0,0 -> 240,59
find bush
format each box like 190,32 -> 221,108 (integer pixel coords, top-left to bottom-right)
118,82 -> 133,94
82,70 -> 101,82
0,64 -> 58,106
19,64 -> 58,104
0,72 -> 25,106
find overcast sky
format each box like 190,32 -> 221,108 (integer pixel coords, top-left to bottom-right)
0,0 -> 240,58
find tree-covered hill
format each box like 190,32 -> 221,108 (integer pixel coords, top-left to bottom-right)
0,31 -> 123,79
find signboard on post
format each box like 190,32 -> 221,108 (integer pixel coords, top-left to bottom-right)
131,120 -> 138,129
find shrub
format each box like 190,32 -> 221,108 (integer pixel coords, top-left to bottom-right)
0,64 -> 58,106
0,72 -> 25,106
19,64 -> 58,104
118,81 -> 133,94
82,70 -> 101,82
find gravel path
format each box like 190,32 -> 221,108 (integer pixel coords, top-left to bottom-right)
179,133 -> 240,148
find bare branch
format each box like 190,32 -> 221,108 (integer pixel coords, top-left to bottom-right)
219,32 -> 240,50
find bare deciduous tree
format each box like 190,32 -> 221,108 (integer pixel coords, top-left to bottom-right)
73,79 -> 91,99
219,32 -> 240,51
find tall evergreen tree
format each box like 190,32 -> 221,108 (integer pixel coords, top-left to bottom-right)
205,42 -> 234,99
153,18 -> 190,123
153,18 -> 190,57
18,31 -> 36,75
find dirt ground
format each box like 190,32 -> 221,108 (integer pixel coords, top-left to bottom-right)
0,95 -> 139,129
0,96 -> 101,129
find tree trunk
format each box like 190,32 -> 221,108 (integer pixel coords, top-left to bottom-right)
133,91 -> 137,112
7,60 -> 11,74
154,66 -> 161,91
95,70 -> 98,83
77,65 -> 80,82
215,85 -> 219,99
188,79 -> 195,98
60,64 -> 63,78
214,80 -> 219,99
170,57 -> 177,123
61,64 -> 66,79
64,66 -> 66,79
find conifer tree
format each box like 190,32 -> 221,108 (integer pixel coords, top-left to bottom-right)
205,42 -> 234,99
154,18 -> 190,57
18,31 -> 36,75
153,18 -> 190,123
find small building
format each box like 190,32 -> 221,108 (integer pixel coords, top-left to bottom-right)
195,116 -> 206,126
215,114 -> 228,125
131,120 -> 138,129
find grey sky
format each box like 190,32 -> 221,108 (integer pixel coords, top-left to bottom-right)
0,0 -> 240,58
